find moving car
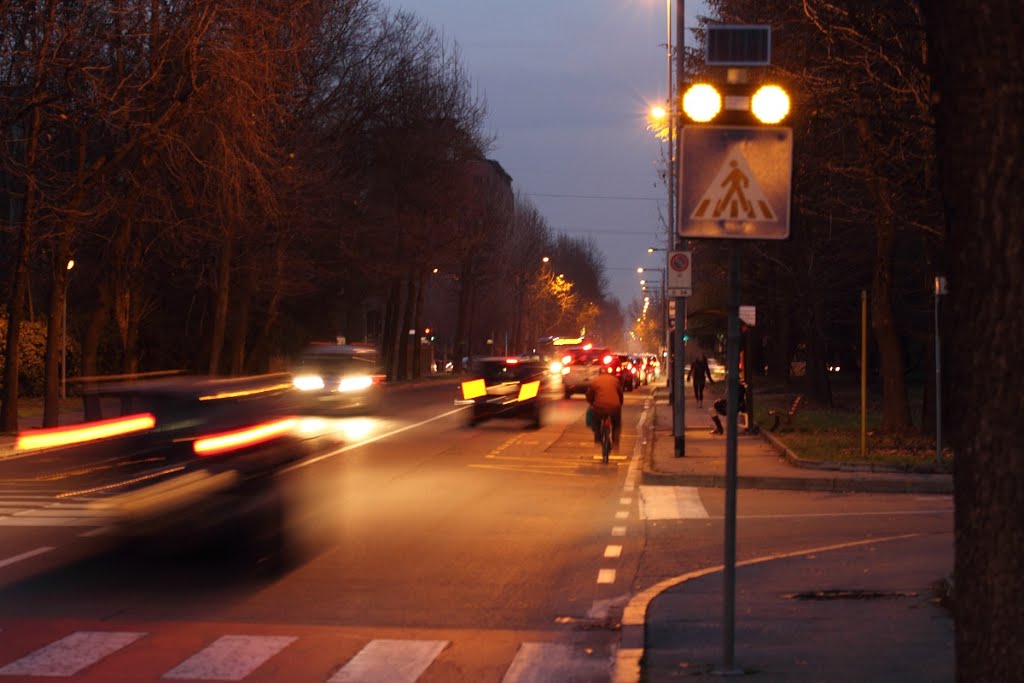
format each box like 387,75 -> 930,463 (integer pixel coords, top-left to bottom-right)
458,357 -> 548,429
559,345 -> 611,399
289,343 -> 385,414
5,374 -> 328,548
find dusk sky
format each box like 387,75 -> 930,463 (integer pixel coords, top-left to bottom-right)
384,0 -> 710,313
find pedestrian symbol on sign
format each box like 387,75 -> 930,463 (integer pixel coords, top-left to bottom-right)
691,150 -> 776,222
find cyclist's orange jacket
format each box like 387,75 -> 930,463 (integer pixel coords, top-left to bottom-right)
586,372 -> 624,413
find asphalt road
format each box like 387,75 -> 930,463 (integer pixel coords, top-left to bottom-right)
0,380 -> 953,682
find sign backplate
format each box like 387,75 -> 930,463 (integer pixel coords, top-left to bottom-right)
681,126 -> 792,240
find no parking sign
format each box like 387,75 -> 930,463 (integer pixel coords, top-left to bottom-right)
667,251 -> 692,297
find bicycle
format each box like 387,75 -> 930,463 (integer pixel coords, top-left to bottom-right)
598,414 -> 613,464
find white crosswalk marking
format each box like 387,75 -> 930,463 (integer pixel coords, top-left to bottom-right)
0,631 -> 145,677
501,642 -> 609,682
328,639 -> 448,683
639,485 -> 709,520
163,635 -> 297,680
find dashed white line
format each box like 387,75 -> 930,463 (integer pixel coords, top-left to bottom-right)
615,510 -> 630,520
611,525 -> 627,537
0,546 -> 54,569
620,497 -> 633,505
604,545 -> 623,558
597,569 -> 616,584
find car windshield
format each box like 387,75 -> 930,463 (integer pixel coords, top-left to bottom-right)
296,353 -> 379,375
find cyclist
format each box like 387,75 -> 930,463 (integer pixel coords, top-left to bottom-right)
586,368 -> 624,450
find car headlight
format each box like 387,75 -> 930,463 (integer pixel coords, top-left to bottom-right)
293,375 -> 325,391
338,375 -> 374,392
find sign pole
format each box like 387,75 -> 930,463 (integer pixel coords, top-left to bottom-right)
718,241 -> 742,675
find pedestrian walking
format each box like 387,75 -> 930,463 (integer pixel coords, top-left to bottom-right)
687,354 -> 714,407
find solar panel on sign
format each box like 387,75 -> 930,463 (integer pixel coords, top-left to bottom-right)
706,25 -> 771,66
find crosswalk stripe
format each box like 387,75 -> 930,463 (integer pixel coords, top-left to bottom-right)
327,639 -> 448,683
163,635 -> 297,680
501,642 -> 609,683
0,631 -> 145,677
639,485 -> 709,520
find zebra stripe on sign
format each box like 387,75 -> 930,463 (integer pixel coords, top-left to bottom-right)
328,639 -> 448,683
0,631 -> 145,677
163,635 -> 296,680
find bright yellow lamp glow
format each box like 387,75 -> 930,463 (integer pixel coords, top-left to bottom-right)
682,83 -> 722,123
751,85 -> 790,124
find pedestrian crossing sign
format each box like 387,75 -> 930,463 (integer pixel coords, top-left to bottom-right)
681,126 -> 792,239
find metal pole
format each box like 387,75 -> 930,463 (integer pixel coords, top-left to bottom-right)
61,292 -> 67,400
861,290 -> 867,458
934,276 -> 945,466
672,0 -> 686,457
718,242 -> 742,675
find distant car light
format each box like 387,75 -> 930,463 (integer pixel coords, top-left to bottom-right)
561,355 -> 573,365
549,361 -> 563,374
338,375 -> 374,392
293,375 -> 325,391
603,355 -> 613,365
561,367 -> 571,375
505,358 -> 520,365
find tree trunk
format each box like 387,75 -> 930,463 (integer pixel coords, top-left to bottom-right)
857,118 -> 912,432
925,3 -> 1024,680
0,0 -> 58,431
397,275 -> 416,381
207,230 -> 234,375
412,268 -> 426,379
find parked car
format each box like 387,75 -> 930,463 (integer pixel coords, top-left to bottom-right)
289,343 -> 385,415
457,357 -> 548,429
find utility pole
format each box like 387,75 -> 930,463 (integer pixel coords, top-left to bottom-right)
672,0 -> 687,457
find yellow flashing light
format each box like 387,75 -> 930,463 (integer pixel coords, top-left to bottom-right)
461,378 -> 487,400
16,413 -> 157,451
751,85 -> 790,124
682,83 -> 722,123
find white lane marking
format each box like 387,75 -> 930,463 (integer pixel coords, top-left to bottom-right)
597,569 -> 616,584
0,546 -> 54,569
287,407 -> 468,471
328,639 -> 447,683
611,525 -> 627,537
14,508 -> 119,517
0,516 -> 103,527
620,497 -> 633,505
163,635 -> 296,680
615,510 -> 630,520
605,545 -> 623,558
502,642 -> 609,683
0,631 -> 145,677
639,485 -> 709,520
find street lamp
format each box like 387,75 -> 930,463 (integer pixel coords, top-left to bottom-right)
61,259 -> 75,400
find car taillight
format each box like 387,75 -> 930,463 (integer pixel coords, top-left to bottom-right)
193,417 -> 298,456
16,412 -> 156,451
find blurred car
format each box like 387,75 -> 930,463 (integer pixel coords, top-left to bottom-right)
289,343 -> 385,415
457,357 -> 548,428
6,374 -> 326,547
559,345 -> 611,399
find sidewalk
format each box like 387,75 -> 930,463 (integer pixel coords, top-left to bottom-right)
617,385 -> 954,682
